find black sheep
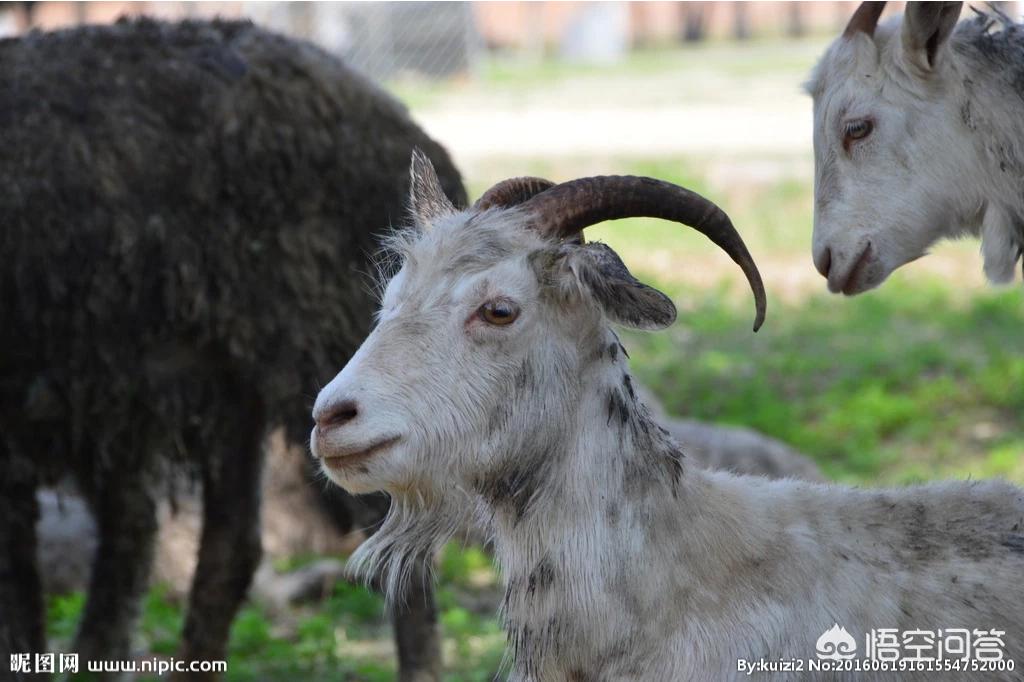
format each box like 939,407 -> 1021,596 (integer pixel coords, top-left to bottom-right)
0,17 -> 464,680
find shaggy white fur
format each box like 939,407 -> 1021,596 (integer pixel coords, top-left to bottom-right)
312,156 -> 1024,680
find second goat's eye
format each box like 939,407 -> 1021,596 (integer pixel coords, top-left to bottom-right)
479,299 -> 519,326
843,119 -> 874,149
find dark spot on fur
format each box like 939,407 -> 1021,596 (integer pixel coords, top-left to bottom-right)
514,360 -> 534,392
504,616 -> 566,681
475,465 -> 543,523
609,564 -> 646,620
663,448 -> 684,498
606,388 -> 630,426
502,577 -> 521,614
960,99 -> 977,130
959,9 -> 1024,104
488,360 -> 533,433
622,374 -> 636,401
606,500 -> 620,525
904,502 -> 940,563
621,459 -> 651,499
884,496 -> 1007,565
527,557 -> 556,596
1001,534 -> 1024,554
607,331 -> 629,359
616,407 -> 686,498
487,398 -> 513,434
509,623 -> 536,677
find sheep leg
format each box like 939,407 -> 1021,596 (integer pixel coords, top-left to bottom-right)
0,473 -> 45,678
176,413 -> 264,680
73,476 -> 159,675
391,561 -> 443,682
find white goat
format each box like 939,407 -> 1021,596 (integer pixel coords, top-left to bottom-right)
311,153 -> 1024,680
807,1 -> 1024,294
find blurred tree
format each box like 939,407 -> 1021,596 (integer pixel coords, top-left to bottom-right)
787,3 -> 806,38
733,3 -> 751,41
0,1 -> 34,31
680,2 -> 709,43
287,1 -> 314,40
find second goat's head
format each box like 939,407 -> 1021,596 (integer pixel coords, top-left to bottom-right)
311,151 -> 765,503
806,1 -> 971,294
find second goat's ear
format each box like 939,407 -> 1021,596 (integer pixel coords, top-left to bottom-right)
409,148 -> 455,228
901,2 -> 961,73
565,243 -> 677,331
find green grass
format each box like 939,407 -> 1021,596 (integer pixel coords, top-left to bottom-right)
627,280 -> 1023,484
390,37 -> 829,110
45,544 -> 506,681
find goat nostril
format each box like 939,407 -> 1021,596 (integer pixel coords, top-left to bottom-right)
318,400 -> 359,430
817,247 -> 832,278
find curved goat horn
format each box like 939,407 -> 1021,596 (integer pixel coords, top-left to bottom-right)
843,1 -> 886,38
520,175 -> 767,332
474,177 -> 556,210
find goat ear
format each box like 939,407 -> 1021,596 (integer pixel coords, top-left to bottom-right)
409,148 -> 456,228
564,243 -> 676,331
901,2 -> 961,72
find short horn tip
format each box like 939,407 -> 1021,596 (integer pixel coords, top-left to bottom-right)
751,304 -> 766,333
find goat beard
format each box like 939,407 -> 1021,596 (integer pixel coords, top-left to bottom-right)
348,487 -> 479,608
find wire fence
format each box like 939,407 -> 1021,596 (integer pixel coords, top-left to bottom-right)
6,1 -> 1024,86
245,1 -> 481,82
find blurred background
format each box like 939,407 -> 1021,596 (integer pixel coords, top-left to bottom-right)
6,2 -> 1022,680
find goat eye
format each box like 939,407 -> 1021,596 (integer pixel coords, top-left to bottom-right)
844,119 -> 874,144
479,300 -> 519,326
